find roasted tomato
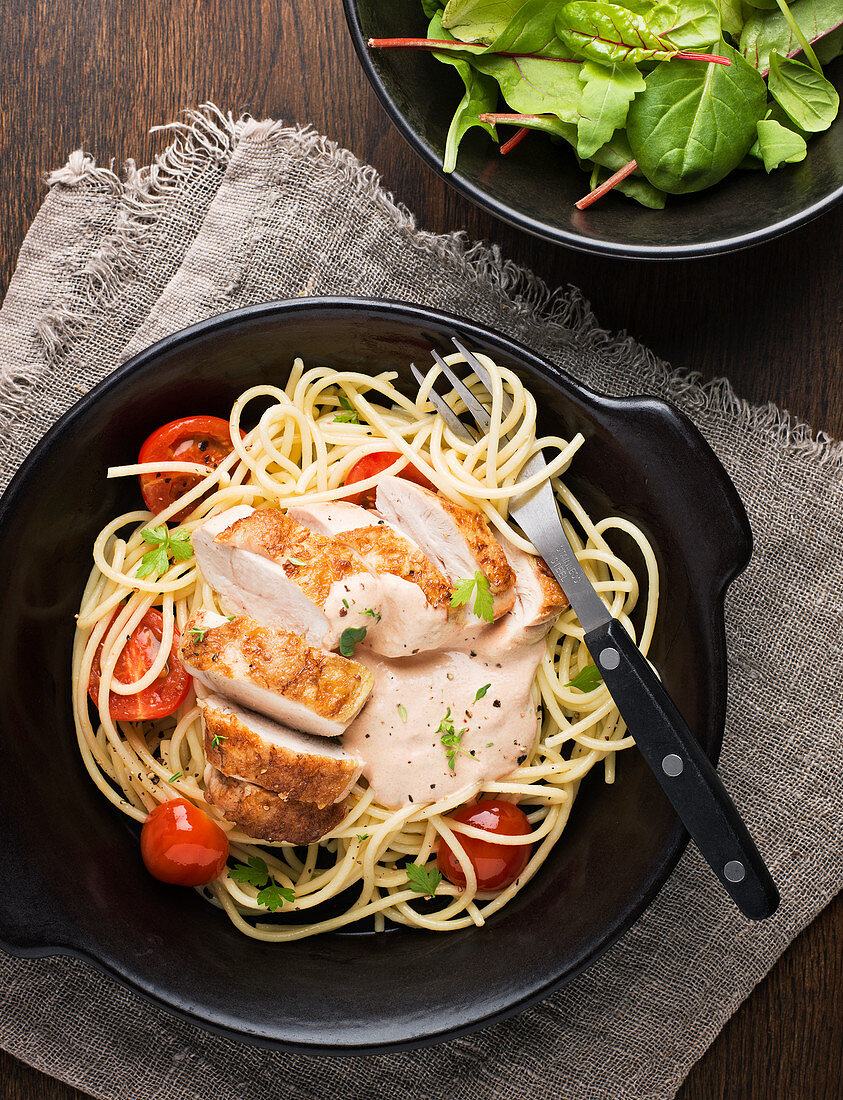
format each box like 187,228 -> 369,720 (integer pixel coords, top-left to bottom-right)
141,798 -> 229,886
343,450 -> 437,507
88,608 -> 191,721
138,415 -> 243,521
437,800 -> 533,892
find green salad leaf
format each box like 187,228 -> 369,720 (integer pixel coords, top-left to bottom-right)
740,0 -> 843,74
751,115 -> 809,167
767,49 -> 839,129
576,61 -> 645,157
556,2 -> 679,63
430,13 -> 500,172
627,42 -> 767,192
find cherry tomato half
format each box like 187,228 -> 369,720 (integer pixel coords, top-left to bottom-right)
138,415 -> 244,522
141,798 -> 229,886
343,451 -> 437,508
88,608 -> 191,721
437,799 -> 533,892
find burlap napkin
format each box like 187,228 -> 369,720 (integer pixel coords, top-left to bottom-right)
1,105 -> 840,1100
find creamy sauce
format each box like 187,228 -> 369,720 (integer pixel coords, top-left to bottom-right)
342,615 -> 544,808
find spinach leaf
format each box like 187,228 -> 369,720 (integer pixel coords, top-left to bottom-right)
767,49 -> 840,130
556,2 -> 678,63
718,0 -> 746,39
442,0 -> 524,43
484,0 -> 571,56
471,52 -> 584,120
576,61 -> 645,157
740,0 -> 842,73
627,41 -> 767,192
750,116 -> 809,167
429,13 -> 500,170
662,0 -> 722,47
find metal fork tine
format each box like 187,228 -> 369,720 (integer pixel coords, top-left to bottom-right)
452,337 -> 515,419
411,362 -> 475,443
430,349 -> 491,434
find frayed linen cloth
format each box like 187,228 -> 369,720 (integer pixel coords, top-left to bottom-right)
0,105 -> 840,1100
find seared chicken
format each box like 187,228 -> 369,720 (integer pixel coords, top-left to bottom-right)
288,500 -> 379,537
192,505 -> 379,648
375,477 -> 515,620
204,765 -> 347,844
501,542 -> 569,641
200,694 -> 362,806
179,610 -> 373,737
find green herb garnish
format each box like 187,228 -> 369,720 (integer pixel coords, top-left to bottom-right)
210,733 -> 228,749
168,772 -> 183,783
397,703 -> 408,723
437,706 -> 470,772
187,626 -> 206,642
450,570 -> 494,622
363,608 -> 383,622
566,664 -> 603,693
474,683 -> 491,703
356,833 -> 370,841
281,555 -> 307,567
229,857 -> 294,910
333,394 -> 360,424
405,862 -> 442,897
339,625 -> 367,657
256,882 -> 296,911
136,525 -> 193,579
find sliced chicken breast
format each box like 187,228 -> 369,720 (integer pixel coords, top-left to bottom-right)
200,694 -> 362,806
291,501 -> 459,655
501,541 -> 569,641
288,500 -> 380,537
375,477 -> 515,620
204,766 -> 347,844
179,610 -> 373,736
191,505 -> 380,648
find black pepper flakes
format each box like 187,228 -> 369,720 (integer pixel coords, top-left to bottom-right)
493,699 -> 501,708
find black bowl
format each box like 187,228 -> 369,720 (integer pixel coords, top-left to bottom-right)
0,298 -> 751,1052
343,0 -> 843,259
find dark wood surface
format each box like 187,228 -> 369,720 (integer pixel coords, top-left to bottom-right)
1,1 -> 841,1097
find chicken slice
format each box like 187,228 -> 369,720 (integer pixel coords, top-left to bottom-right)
191,505 -> 379,648
375,477 -> 515,620
290,501 -> 459,655
204,766 -> 347,844
288,500 -> 380,537
179,610 -> 373,737
500,540 -> 569,642
200,694 -> 362,806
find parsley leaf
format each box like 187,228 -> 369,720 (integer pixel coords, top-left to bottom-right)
566,664 -> 603,693
356,833 -> 369,841
474,683 -> 491,703
397,703 -> 408,723
406,862 -> 442,897
187,626 -> 206,642
210,733 -> 228,749
339,625 -> 367,657
256,882 -> 295,911
229,856 -> 270,888
333,394 -> 360,424
136,525 -> 193,579
450,571 -> 494,622
437,706 -> 470,772
363,608 -> 382,622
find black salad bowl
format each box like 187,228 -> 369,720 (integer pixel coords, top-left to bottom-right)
343,0 -> 843,259
0,298 -> 752,1053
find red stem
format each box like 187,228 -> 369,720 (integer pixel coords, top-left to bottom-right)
575,159 -> 638,210
500,127 -> 530,155
674,51 -> 731,65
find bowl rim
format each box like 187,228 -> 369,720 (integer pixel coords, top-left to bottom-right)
341,0 -> 843,260
0,296 -> 752,1052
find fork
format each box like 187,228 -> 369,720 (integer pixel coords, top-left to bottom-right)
412,338 -> 779,921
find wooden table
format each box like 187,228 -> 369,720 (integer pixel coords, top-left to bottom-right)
1,2 -> 841,1097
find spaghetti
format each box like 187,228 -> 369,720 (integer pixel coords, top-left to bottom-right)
72,351 -> 659,941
